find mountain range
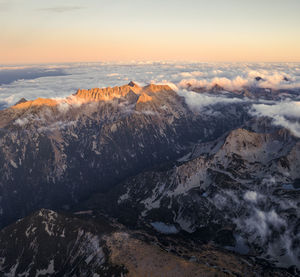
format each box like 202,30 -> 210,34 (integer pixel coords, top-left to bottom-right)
0,81 -> 299,276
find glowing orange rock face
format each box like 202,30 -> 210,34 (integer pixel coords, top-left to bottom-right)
137,93 -> 153,103
75,82 -> 142,102
11,82 -> 173,110
143,84 -> 173,93
12,98 -> 58,109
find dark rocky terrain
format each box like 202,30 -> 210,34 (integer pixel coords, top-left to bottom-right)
0,81 -> 299,276
0,209 -> 295,276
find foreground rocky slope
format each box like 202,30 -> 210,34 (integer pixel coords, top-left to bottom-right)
0,209 -> 294,277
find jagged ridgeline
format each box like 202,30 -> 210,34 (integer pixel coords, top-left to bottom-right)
0,82 -> 246,227
0,81 -> 299,276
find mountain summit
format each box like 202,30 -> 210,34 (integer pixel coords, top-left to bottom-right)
11,82 -> 174,110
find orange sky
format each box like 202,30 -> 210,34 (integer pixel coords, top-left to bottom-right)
1,0 -> 300,64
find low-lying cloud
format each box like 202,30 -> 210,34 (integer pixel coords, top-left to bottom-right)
211,187 -> 300,269
38,121 -> 77,133
251,101 -> 300,137
176,89 -> 245,111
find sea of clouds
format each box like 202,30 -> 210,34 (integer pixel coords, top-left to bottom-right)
1,62 -> 300,105
1,62 -> 300,136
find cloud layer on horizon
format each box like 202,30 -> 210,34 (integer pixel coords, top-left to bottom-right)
1,62 -> 299,106
1,62 -> 300,136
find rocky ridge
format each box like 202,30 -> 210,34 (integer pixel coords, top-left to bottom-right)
0,82 -> 248,228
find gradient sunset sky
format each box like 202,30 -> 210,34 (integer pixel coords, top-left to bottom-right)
1,0 -> 300,64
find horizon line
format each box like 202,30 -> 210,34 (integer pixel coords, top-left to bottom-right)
1,60 -> 300,67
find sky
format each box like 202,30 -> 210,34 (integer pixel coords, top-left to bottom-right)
0,0 -> 300,64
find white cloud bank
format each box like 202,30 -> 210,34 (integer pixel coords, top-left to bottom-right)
178,76 -> 250,91
251,101 -> 300,137
0,62 -> 299,109
176,89 -> 245,111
